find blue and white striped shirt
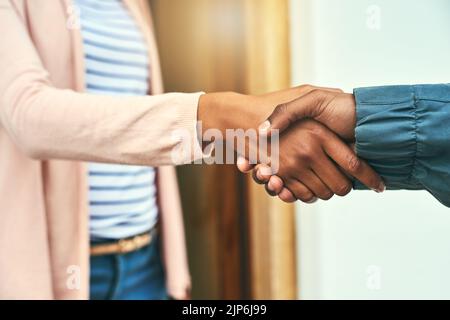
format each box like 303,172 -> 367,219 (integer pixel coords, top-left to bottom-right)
76,0 -> 158,240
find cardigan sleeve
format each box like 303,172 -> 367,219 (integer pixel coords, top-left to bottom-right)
0,1 -> 206,167
353,83 -> 450,207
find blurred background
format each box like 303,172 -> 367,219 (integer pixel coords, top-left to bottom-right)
149,0 -> 450,299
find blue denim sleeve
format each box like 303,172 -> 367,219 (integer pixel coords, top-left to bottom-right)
353,84 -> 450,207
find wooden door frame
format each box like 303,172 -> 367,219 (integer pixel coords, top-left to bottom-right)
243,0 -> 297,300
149,0 -> 297,300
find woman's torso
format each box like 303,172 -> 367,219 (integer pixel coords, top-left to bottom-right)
75,0 -> 158,241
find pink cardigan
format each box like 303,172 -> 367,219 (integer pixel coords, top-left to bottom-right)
0,0 -> 203,299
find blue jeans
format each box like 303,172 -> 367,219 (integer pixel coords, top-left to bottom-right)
89,236 -> 167,300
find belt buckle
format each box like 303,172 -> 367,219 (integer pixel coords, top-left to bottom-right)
118,238 -> 135,254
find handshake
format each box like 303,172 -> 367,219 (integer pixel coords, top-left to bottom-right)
229,85 -> 386,203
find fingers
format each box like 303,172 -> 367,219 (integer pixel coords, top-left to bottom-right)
311,155 -> 352,197
236,156 -> 255,173
266,175 -> 284,195
253,169 -> 296,202
285,179 -> 317,203
278,188 -> 297,203
251,169 -> 266,185
260,172 -> 321,204
251,164 -> 271,184
323,132 -> 385,192
251,158 -> 346,203
251,167 -> 319,204
294,171 -> 334,200
264,183 -> 277,197
255,170 -> 288,200
251,168 -> 297,203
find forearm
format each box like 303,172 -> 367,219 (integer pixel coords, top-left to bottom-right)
353,83 -> 450,206
0,82 -> 204,166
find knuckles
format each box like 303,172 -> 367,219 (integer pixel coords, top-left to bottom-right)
335,183 -> 352,196
346,154 -> 362,173
297,149 -> 313,162
297,84 -> 314,92
309,88 -> 325,100
295,139 -> 320,163
285,181 -> 313,203
308,123 -> 326,139
278,191 -> 297,203
273,103 -> 289,117
297,192 -> 315,203
318,191 -> 334,201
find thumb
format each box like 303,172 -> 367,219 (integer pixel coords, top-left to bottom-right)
259,90 -> 324,135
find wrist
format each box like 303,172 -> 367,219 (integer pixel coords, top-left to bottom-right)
344,93 -> 357,141
317,92 -> 357,141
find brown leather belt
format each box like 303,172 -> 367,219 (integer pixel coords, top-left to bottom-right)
90,228 -> 158,256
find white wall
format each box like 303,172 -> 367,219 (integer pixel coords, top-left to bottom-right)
290,0 -> 450,299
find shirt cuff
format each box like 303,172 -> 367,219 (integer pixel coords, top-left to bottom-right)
353,85 -> 422,190
170,92 -> 214,165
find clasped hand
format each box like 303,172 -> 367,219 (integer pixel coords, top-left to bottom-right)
237,85 -> 385,203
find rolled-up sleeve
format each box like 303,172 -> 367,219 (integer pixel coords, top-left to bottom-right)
353,84 -> 450,207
